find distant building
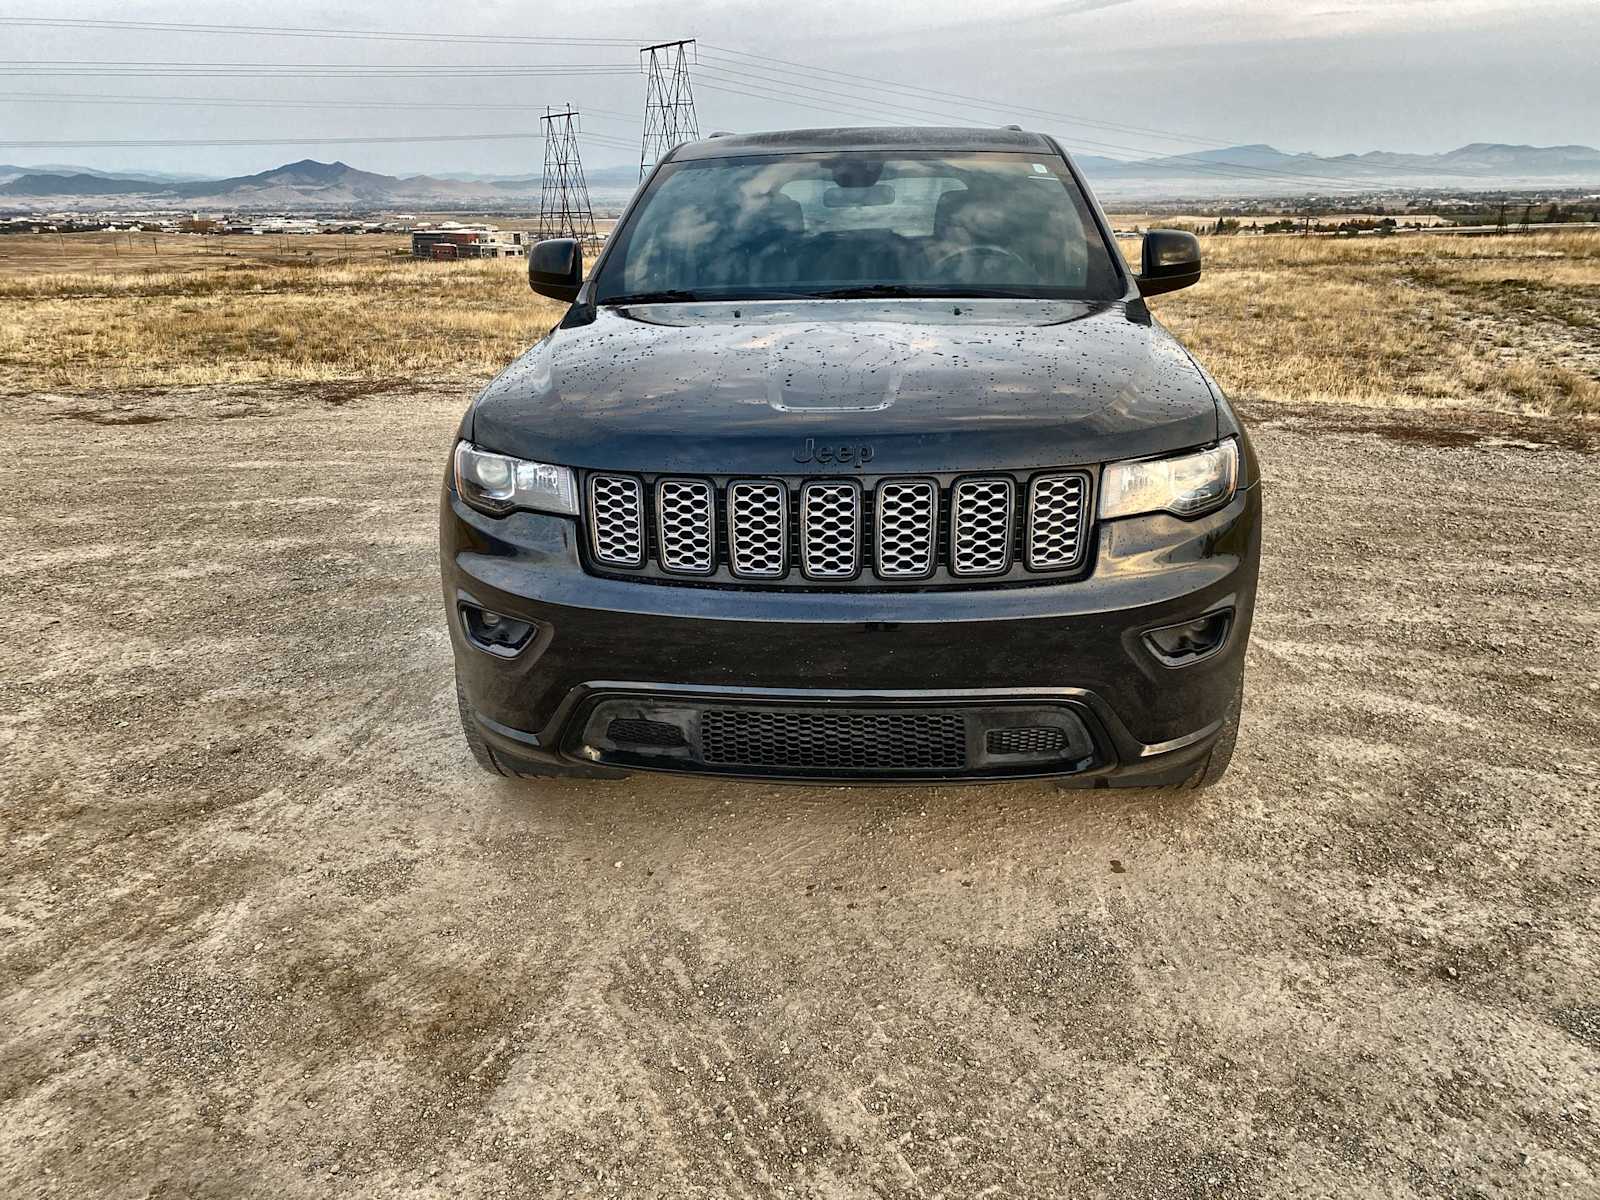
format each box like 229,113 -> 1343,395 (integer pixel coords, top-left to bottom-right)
411,226 -> 526,260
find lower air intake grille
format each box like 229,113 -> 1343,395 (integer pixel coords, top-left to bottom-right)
700,709 -> 967,771
607,717 -> 688,748
987,726 -> 1069,755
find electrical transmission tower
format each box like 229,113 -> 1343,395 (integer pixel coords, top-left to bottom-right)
536,107 -> 597,245
639,39 -> 699,179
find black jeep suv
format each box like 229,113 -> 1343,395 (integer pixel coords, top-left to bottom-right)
441,127 -> 1260,788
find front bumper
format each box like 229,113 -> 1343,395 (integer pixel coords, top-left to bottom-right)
442,481 -> 1261,784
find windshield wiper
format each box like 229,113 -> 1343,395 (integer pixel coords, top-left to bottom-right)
599,290 -> 705,306
601,289 -> 819,306
815,284 -> 1043,300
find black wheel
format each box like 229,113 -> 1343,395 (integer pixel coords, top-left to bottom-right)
455,679 -> 604,780
1180,673 -> 1242,791
457,679 -> 512,776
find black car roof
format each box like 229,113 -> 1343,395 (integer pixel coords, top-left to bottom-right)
668,126 -> 1056,161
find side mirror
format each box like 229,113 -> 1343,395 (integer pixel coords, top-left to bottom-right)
1137,229 -> 1201,297
529,238 -> 583,302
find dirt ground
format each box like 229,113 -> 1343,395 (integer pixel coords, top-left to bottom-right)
1,386 -> 1597,1199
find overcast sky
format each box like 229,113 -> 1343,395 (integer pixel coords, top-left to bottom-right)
3,0 -> 1596,177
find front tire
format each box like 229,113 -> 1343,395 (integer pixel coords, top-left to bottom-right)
455,679 -> 595,779
1181,674 -> 1242,790
457,680 -> 513,776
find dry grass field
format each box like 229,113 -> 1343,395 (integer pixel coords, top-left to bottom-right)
1134,231 -> 1600,416
1107,211 -> 1455,228
0,231 -> 411,280
0,233 -> 564,394
2,228 -> 1597,417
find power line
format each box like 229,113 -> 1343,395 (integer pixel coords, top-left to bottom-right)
0,133 -> 551,149
0,90 -> 642,122
692,62 -> 1382,190
691,72 -> 1375,192
0,61 -> 638,79
0,16 -> 642,47
699,45 -> 1236,155
0,13 -> 1510,191
696,45 -> 1509,187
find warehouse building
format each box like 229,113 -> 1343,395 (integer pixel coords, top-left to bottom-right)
411,226 -> 526,260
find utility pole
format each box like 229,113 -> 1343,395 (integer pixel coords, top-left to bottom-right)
535,107 -> 598,245
639,39 -> 700,180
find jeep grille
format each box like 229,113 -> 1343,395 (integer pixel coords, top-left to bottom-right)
875,479 -> 938,579
588,474 -> 644,567
582,470 -> 1091,587
727,480 -> 788,578
950,478 -> 1016,576
800,481 -> 862,579
1025,474 -> 1089,571
655,478 -> 715,575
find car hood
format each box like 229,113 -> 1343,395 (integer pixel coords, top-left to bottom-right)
468,299 -> 1219,474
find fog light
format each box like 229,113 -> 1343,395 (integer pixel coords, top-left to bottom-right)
1143,610 -> 1231,666
460,603 -> 537,657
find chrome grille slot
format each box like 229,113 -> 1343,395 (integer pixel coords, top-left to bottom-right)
655,478 -> 715,574
800,481 -> 861,580
875,479 -> 937,579
727,480 -> 788,578
951,477 -> 1015,576
588,474 -> 644,567
1026,473 -> 1088,571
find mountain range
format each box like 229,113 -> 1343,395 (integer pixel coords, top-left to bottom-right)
2,143 -> 1597,209
0,158 -> 646,208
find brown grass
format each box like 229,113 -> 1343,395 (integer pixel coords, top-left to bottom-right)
0,251 -> 565,392
2,228 -> 1597,415
0,231 -> 410,280
1134,230 -> 1600,416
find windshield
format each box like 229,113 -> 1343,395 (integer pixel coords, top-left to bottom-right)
594,150 -> 1124,304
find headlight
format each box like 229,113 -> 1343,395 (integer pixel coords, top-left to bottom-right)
1099,439 -> 1238,520
453,441 -> 578,516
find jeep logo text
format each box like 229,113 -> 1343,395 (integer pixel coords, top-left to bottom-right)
795,438 -> 875,467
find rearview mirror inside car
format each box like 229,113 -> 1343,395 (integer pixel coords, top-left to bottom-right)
823,184 -> 895,207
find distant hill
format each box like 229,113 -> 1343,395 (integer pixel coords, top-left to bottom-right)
0,159 -> 501,207
0,162 -> 212,186
1080,142 -> 1600,195
0,172 -> 151,197
3,144 -> 1598,209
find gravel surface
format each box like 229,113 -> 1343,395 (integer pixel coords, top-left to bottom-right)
2,388 -> 1597,1198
